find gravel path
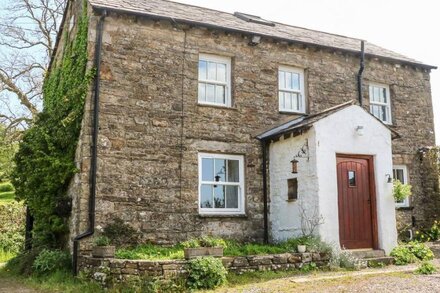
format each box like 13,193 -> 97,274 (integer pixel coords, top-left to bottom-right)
216,260 -> 440,293
0,263 -> 37,293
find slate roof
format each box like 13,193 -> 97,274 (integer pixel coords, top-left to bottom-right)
256,101 -> 400,141
88,0 -> 435,69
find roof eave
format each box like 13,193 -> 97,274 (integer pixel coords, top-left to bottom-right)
91,5 -> 437,70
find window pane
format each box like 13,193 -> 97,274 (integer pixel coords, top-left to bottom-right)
215,85 -> 225,104
292,73 -> 300,90
285,92 -> 292,109
206,84 -> 215,103
286,72 -> 292,90
201,184 -> 213,208
198,60 -> 207,80
227,160 -> 239,182
217,63 -> 226,82
214,185 -> 225,208
348,171 -> 356,187
202,158 -> 214,181
380,105 -> 387,121
292,92 -> 299,111
214,159 -> 226,182
393,169 -> 405,183
226,186 -> 239,208
279,71 -> 285,88
373,87 -> 380,102
208,62 -> 216,80
198,83 -> 206,102
381,88 -> 387,103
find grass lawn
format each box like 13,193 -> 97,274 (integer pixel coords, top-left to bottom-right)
115,237 -> 329,260
0,191 -> 15,205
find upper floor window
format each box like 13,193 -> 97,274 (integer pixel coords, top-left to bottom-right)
369,83 -> 392,124
393,165 -> 409,208
198,153 -> 245,215
278,66 -> 305,113
198,54 -> 231,107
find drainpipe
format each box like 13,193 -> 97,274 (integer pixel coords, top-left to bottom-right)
72,10 -> 106,276
357,40 -> 365,106
261,140 -> 269,244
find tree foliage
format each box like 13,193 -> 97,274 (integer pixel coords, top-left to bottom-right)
12,6 -> 92,248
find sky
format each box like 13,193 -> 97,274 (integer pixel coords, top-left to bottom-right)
176,0 -> 440,145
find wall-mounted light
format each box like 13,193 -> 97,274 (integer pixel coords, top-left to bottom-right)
385,174 -> 393,183
355,125 -> 364,136
291,159 -> 299,174
249,35 -> 261,46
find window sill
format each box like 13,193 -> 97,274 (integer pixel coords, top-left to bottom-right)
279,110 -> 307,116
197,103 -> 238,111
286,199 -> 297,203
396,206 -> 413,211
198,213 -> 247,219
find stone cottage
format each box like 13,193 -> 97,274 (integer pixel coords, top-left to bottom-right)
53,0 -> 437,266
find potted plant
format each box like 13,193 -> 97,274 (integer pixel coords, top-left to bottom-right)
92,236 -> 115,258
297,244 -> 307,253
393,179 -> 412,203
182,236 -> 226,259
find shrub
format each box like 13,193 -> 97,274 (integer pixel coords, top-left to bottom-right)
393,179 -> 412,202
0,182 -> 14,193
182,236 -> 227,249
102,218 -> 140,247
329,249 -> 360,269
32,249 -> 71,274
390,242 -> 433,265
94,236 -> 111,246
0,202 -> 25,254
414,220 -> 440,242
5,249 -> 41,276
187,257 -> 227,289
415,261 -> 437,275
300,262 -> 317,273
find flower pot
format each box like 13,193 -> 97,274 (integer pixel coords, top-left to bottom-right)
297,245 -> 307,253
184,247 -> 224,259
92,245 -> 116,258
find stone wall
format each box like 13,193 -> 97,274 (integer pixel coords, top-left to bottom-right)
68,6 -> 437,250
80,252 -> 329,282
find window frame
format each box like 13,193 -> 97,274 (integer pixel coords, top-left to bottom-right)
369,83 -> 392,125
278,66 -> 306,114
198,153 -> 245,215
197,54 -> 232,107
393,164 -> 409,208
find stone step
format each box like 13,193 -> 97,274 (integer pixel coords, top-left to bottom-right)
349,249 -> 385,259
365,256 -> 395,267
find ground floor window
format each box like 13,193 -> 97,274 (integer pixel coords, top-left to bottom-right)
198,153 -> 245,214
393,165 -> 409,208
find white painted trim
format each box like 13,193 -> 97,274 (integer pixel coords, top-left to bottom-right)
198,153 -> 245,215
369,83 -> 392,125
198,54 -> 232,107
393,164 -> 410,208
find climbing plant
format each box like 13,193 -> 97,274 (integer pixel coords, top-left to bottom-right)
12,5 -> 93,249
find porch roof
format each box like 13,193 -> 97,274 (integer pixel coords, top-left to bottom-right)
256,101 -> 400,141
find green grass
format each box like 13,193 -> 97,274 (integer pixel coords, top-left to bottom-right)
0,268 -> 103,293
116,237 -> 330,261
0,191 -> 15,205
0,249 -> 16,263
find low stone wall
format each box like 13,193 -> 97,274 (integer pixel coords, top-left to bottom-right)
79,252 -> 329,281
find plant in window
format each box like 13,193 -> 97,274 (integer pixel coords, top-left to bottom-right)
393,179 -> 412,202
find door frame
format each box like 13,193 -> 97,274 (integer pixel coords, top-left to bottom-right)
336,154 -> 379,250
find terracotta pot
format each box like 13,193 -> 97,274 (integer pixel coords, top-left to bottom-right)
92,245 -> 116,258
184,247 -> 224,259
297,245 -> 307,253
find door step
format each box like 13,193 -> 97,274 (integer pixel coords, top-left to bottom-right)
349,249 -> 385,259
364,256 -> 395,267
348,250 -> 394,268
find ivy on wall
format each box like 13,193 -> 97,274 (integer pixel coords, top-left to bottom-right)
12,5 -> 93,248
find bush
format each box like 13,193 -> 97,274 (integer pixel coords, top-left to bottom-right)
102,218 -> 140,247
32,249 -> 71,274
329,249 -> 360,269
0,182 -> 14,193
414,220 -> 440,242
0,202 -> 25,254
415,261 -> 437,275
5,249 -> 41,276
187,257 -> 227,289
94,236 -> 111,246
390,242 -> 433,265
182,236 -> 227,248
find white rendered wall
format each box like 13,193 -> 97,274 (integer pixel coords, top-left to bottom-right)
268,130 -> 318,241
313,105 -> 397,253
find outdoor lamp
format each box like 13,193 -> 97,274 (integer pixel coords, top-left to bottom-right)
291,159 -> 299,174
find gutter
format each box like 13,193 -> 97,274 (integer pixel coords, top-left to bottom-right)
357,41 -> 365,106
91,6 -> 436,70
72,10 -> 106,276
261,140 -> 269,244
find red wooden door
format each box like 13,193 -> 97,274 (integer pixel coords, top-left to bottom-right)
337,156 -> 374,249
